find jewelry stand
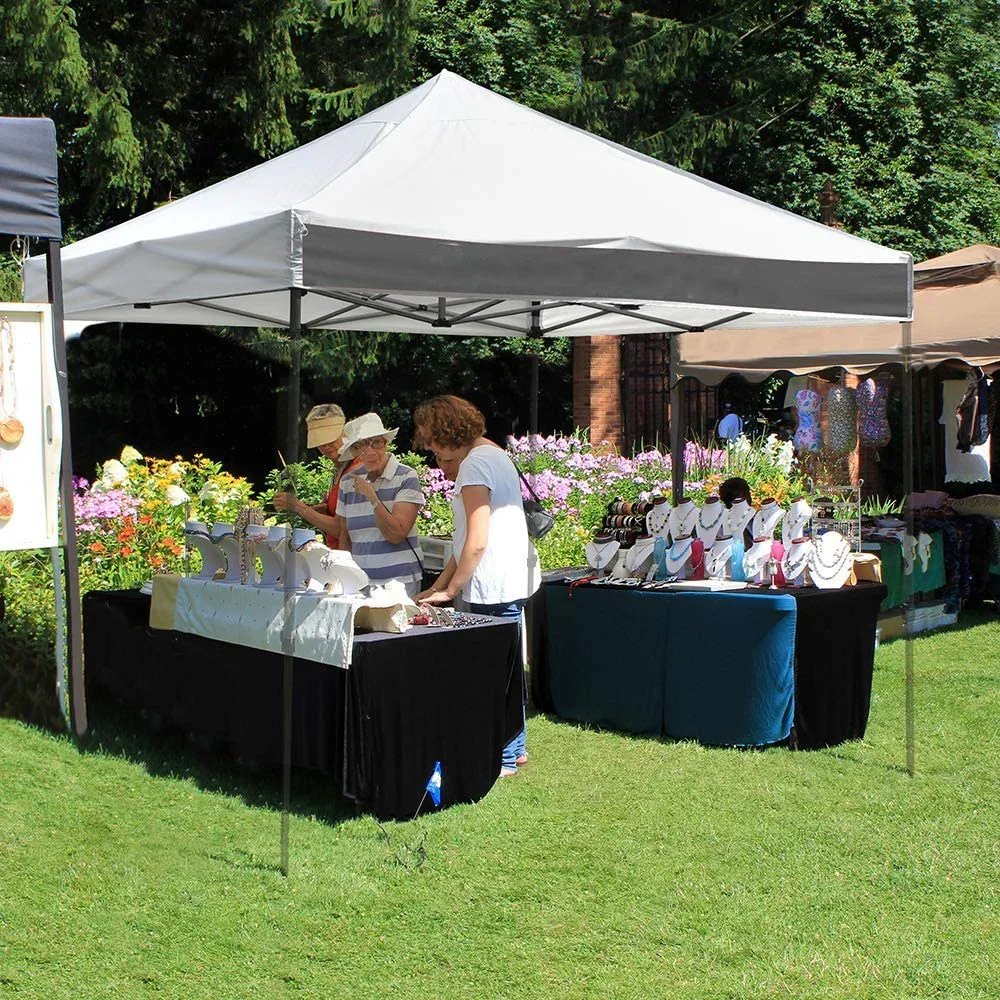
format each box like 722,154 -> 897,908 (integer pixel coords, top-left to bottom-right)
585,536 -> 621,574
185,521 -> 226,581
283,528 -> 320,591
742,538 -> 774,583
722,498 -> 754,540
211,522 -> 243,584
667,499 -> 698,542
809,530 -> 853,589
260,526 -> 290,586
314,549 -> 369,595
696,496 -> 724,548
704,536 -> 733,580
781,537 -> 813,587
664,535 -> 696,579
781,498 -> 812,545
246,525 -> 281,586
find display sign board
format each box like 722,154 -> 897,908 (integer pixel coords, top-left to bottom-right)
0,303 -> 62,550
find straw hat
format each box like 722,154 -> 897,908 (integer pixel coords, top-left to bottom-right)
305,403 -> 346,448
339,413 -> 399,461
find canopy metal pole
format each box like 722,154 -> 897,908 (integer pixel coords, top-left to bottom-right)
670,336 -> 684,502
901,319 -> 916,776
279,288 -> 304,876
529,303 -> 541,434
45,240 -> 86,735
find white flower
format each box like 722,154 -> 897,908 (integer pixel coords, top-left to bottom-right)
165,485 -> 191,507
99,459 -> 128,487
168,462 -> 185,476
119,445 -> 144,466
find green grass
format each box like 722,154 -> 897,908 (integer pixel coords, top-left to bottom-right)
2,616 -> 999,999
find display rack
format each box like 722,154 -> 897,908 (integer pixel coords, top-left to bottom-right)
810,480 -> 863,551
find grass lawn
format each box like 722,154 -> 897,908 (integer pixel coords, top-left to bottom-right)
1,614 -> 998,999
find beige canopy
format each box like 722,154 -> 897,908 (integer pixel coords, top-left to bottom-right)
675,244 -> 1000,384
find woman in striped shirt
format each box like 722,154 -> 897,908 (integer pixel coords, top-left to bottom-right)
335,413 -> 426,597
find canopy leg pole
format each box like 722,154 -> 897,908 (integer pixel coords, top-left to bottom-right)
529,303 -> 541,434
901,320 -> 915,777
280,288 -> 304,876
670,336 -> 684,502
45,240 -> 86,735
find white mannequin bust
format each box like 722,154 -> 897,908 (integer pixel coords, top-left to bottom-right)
809,531 -> 853,589
704,535 -> 733,579
664,534 -> 696,579
585,535 -> 621,573
751,499 -> 784,540
646,496 -> 671,537
722,498 -> 754,539
668,498 -> 698,541
742,537 -> 773,582
624,535 -> 657,579
782,497 -> 812,545
781,536 -> 813,587
696,495 -> 725,547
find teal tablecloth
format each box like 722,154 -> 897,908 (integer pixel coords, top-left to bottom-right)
543,586 -> 796,746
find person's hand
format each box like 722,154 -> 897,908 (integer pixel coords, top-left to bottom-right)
271,491 -> 298,513
351,475 -> 379,504
419,590 -> 453,606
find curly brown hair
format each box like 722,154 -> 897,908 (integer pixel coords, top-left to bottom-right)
413,395 -> 487,449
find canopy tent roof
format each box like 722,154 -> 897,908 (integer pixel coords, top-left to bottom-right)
0,118 -> 61,239
24,71 -> 910,337
675,245 -> 1000,385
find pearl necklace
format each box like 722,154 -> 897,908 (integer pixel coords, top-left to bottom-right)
809,533 -> 852,587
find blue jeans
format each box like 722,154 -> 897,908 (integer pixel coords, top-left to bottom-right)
468,599 -> 527,769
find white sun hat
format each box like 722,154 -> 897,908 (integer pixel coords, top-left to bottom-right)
339,412 -> 399,461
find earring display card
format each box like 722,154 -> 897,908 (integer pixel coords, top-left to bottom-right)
0,303 -> 62,551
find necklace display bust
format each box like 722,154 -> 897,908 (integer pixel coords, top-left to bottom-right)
624,535 -> 657,579
585,535 -> 621,573
646,496 -> 671,537
782,497 -> 812,545
696,496 -> 725,547
704,535 -> 733,579
810,531 -> 853,589
663,534 -> 705,579
722,498 -> 754,539
185,520 -> 226,581
751,499 -> 784,540
781,536 -> 813,587
668,498 -> 698,541
742,537 -> 774,582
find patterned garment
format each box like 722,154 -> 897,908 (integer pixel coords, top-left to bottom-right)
793,388 -> 822,453
825,386 -> 858,454
857,377 -> 891,447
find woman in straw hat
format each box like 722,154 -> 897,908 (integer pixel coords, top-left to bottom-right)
272,403 -> 363,548
335,412 -> 426,597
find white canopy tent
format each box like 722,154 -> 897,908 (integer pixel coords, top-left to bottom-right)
22,71 -> 920,817
24,70 -> 911,336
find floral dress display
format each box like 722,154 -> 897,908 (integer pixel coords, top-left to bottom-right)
793,388 -> 822,453
856,377 -> 890,447
824,386 -> 858,454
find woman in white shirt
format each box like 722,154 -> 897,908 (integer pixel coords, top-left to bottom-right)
414,395 -> 541,777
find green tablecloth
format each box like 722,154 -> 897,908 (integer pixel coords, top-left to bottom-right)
877,530 -> 946,611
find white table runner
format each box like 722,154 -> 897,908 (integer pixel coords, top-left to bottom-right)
151,576 -> 358,668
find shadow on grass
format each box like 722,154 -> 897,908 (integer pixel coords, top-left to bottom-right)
75,695 -> 361,830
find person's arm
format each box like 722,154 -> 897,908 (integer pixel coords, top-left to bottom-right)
416,555 -> 457,602
421,485 -> 490,604
272,492 -> 341,539
337,515 -> 351,552
350,475 -> 420,544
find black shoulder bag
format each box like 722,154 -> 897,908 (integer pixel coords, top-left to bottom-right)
516,468 -> 556,540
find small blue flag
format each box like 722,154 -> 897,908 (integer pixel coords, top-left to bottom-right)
425,761 -> 442,807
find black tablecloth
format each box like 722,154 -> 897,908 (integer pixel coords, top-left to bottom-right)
528,580 -> 886,751
82,591 -> 523,820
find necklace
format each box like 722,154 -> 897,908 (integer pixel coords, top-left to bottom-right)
809,533 -> 852,587
781,539 -> 812,581
743,539 -> 772,577
586,538 -> 620,571
0,317 -> 23,446
668,502 -> 698,540
752,502 -> 783,540
723,502 -> 753,537
698,502 -> 724,533
665,535 -> 694,571
705,538 -> 733,577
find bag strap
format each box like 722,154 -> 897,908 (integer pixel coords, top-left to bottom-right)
515,466 -> 544,505
376,497 -> 424,572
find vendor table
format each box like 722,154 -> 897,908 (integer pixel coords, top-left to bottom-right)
82,590 -> 523,820
866,530 -> 946,611
529,580 -> 886,750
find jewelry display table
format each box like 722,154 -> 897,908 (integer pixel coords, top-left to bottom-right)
83,590 -> 523,820
863,530 -> 945,611
529,580 -> 886,749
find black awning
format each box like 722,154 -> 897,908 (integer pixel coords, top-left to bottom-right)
0,117 -> 61,239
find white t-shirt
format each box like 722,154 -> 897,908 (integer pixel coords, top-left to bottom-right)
940,380 -> 991,483
451,445 -> 542,605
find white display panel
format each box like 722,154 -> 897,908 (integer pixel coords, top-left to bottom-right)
0,303 -> 62,551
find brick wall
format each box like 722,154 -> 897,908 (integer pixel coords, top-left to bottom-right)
573,336 -> 624,449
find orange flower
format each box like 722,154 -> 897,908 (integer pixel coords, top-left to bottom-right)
117,525 -> 137,542
149,554 -> 165,569
138,514 -> 153,525
120,545 -> 135,557
88,541 -> 106,555
158,537 -> 184,556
